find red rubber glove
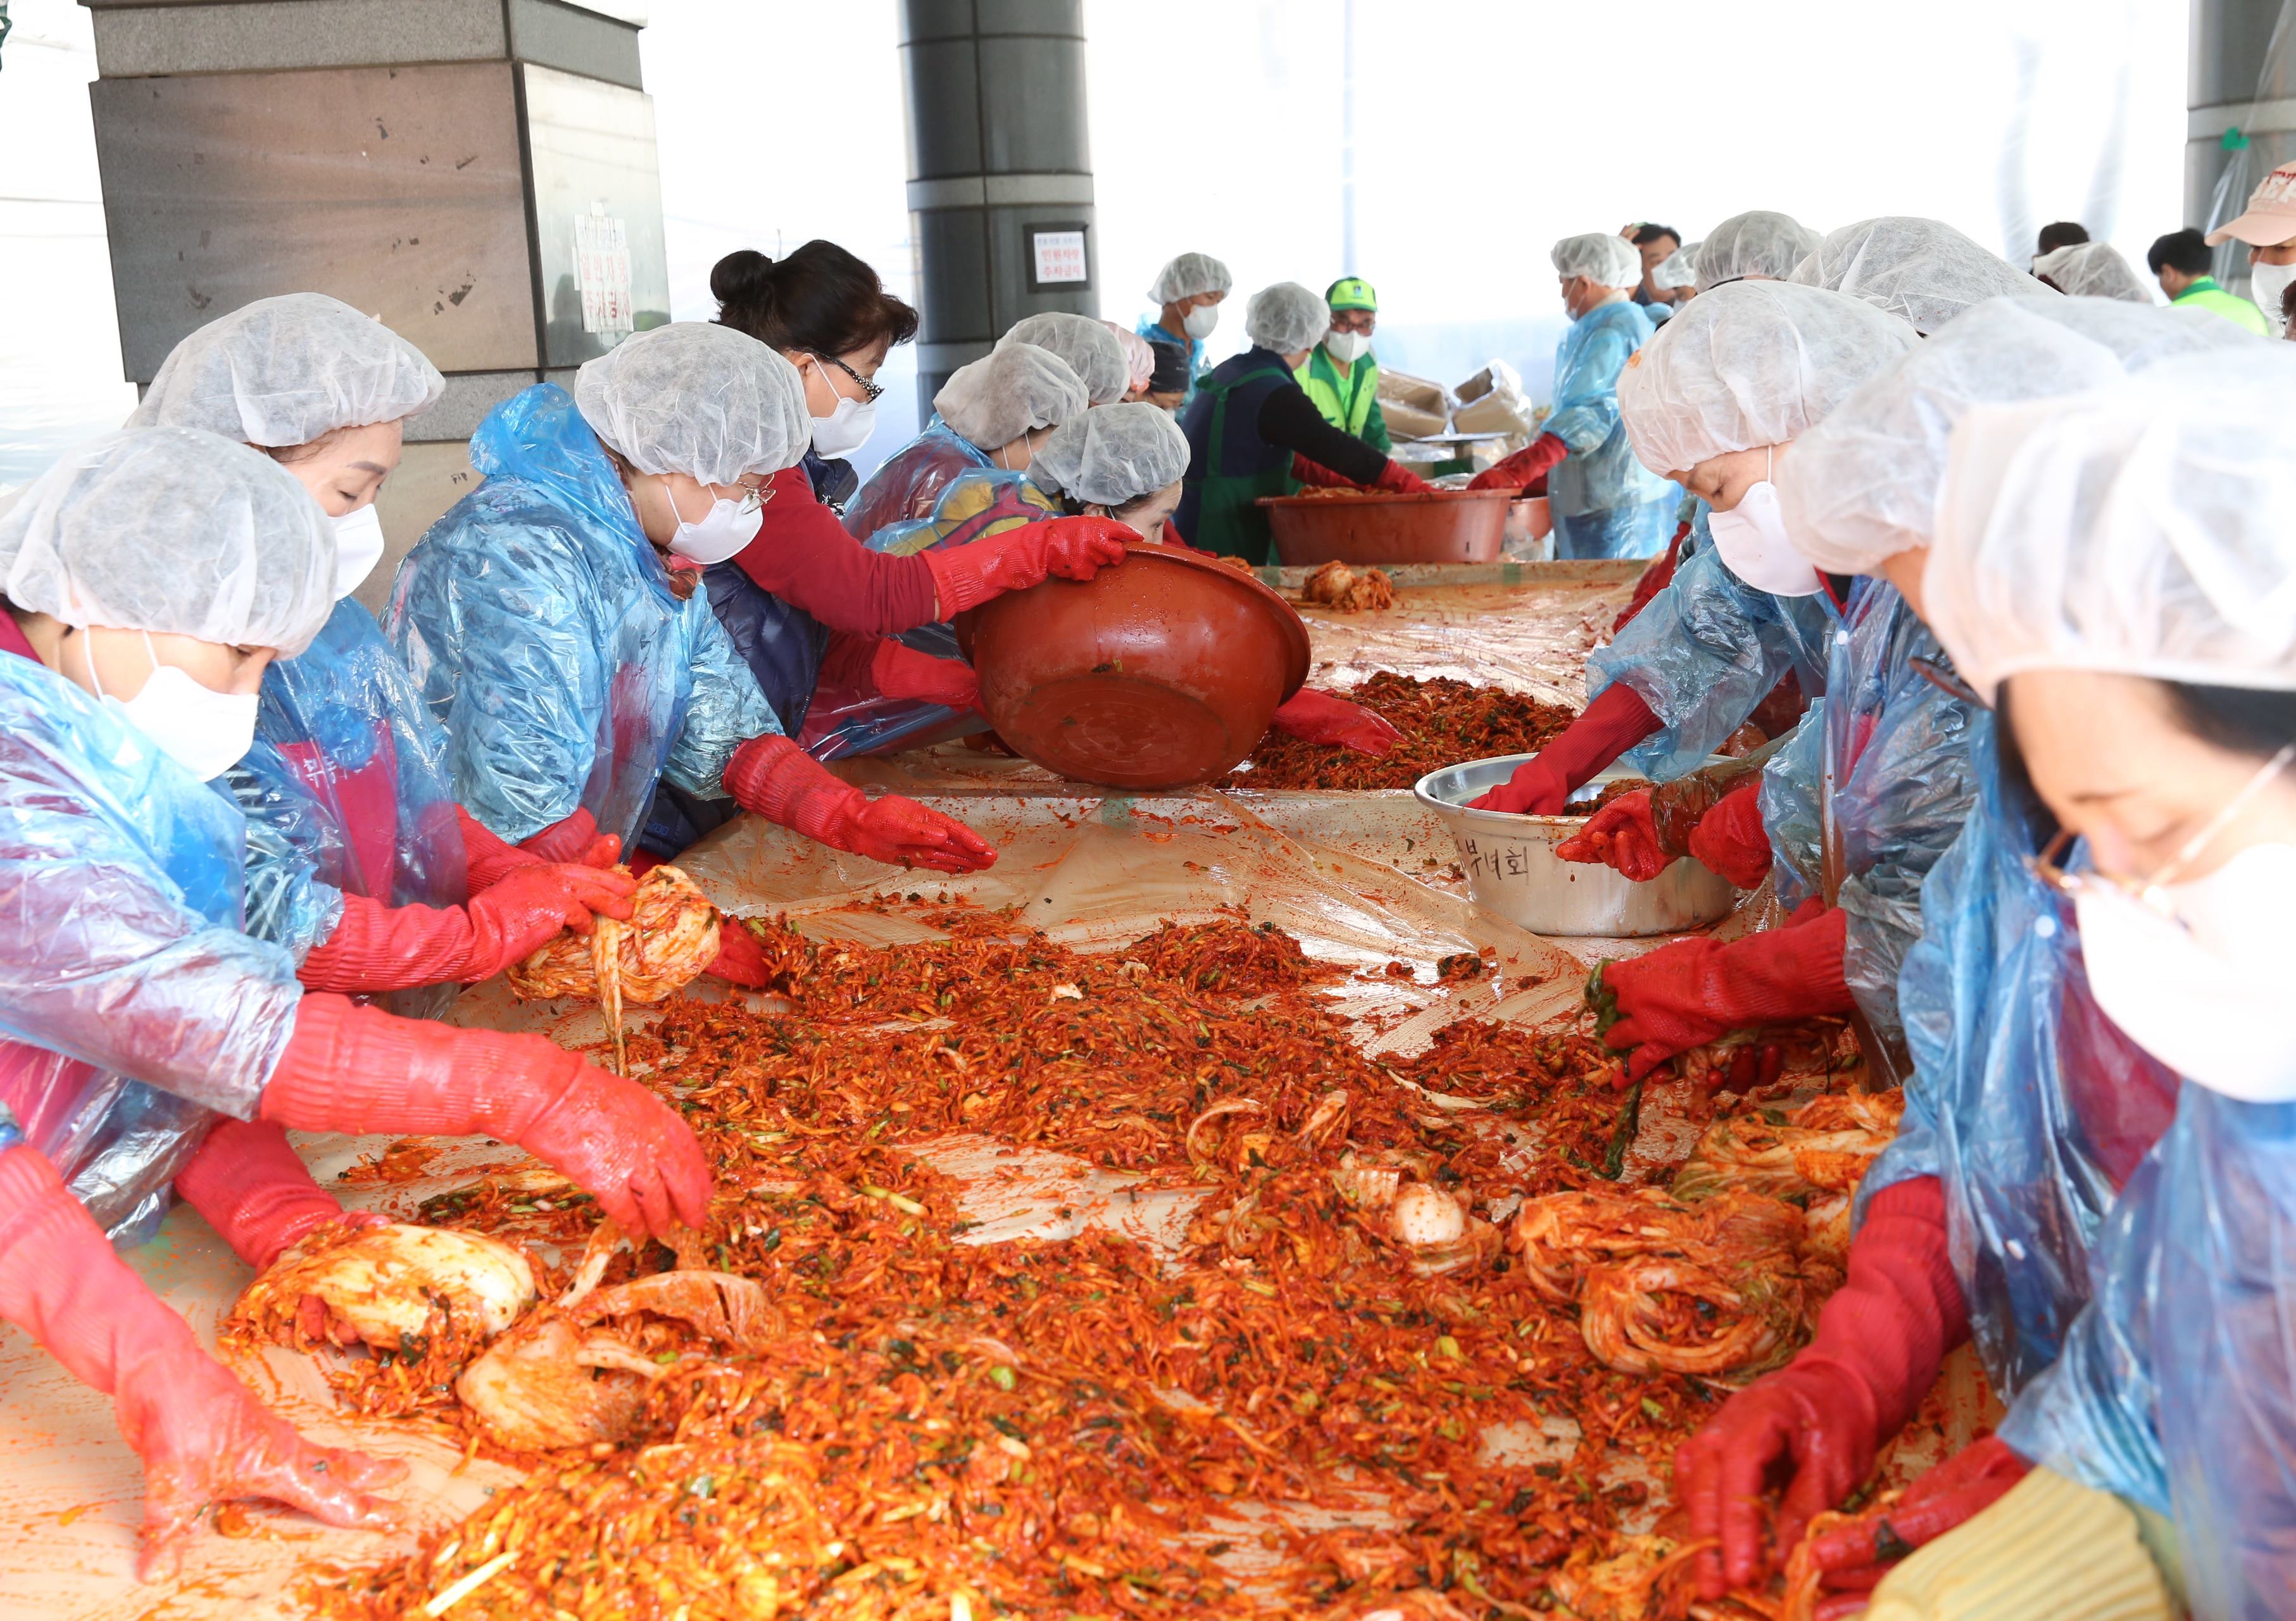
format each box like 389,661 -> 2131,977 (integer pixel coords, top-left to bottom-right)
1557,790 -> 1669,881
296,864 -> 638,993
173,1119 -> 373,1273
922,515 -> 1138,616
723,733 -> 998,874
1289,453 -> 1357,489
0,1144 -> 402,1579
1268,688 -> 1403,756
456,805 -> 545,892
1467,683 -> 1660,814
1601,900 -> 1851,1080
1372,458 -> 1435,494
1800,1436 -> 2029,1599
870,638 -> 980,710
1466,431 -> 1567,494
701,918 -> 781,990
1688,781 -> 1774,888
258,993 -> 712,1244
517,807 -> 623,869
1674,1176 -> 1967,1597
1613,523 -> 1689,635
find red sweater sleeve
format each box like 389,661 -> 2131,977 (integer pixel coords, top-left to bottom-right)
734,465 -> 941,635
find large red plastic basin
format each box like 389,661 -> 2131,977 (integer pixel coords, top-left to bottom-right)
957,542 -> 1310,789
1259,488 -> 1515,565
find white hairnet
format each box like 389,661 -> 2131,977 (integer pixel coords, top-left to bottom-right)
1553,232 -> 1643,289
1779,294 -> 2257,574
1030,403 -> 1191,510
130,293 -> 444,447
1788,217 -> 2050,335
1619,282 -> 1919,474
574,323 -> 811,484
1652,249 -> 1697,291
1696,211 -> 1822,291
2031,241 -> 2152,305
1106,321 -> 1155,393
0,427 -> 334,655
997,313 -> 1127,406
1245,282 -> 1332,355
934,343 -> 1089,450
1928,345 -> 2296,698
1146,252 -> 1233,305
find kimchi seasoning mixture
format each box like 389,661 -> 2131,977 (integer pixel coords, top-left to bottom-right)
294,908 -> 1871,1621
1229,672 -> 1576,792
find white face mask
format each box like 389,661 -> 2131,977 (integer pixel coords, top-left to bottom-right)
808,389 -> 877,459
2068,743 -> 2296,1101
1323,329 -> 1371,365
1182,303 -> 1220,340
2250,259 -> 2296,332
670,486 -> 765,565
87,629 -> 259,782
330,503 -> 388,599
1705,454 -> 1822,597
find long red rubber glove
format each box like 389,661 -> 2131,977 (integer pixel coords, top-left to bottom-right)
1558,789 -> 1671,881
1688,781 -> 1774,888
455,805 -> 543,892
517,807 -> 623,869
1798,1435 -> 2030,1601
1674,1175 -> 1967,1598
870,638 -> 980,710
1600,901 -> 1853,1081
173,1119 -> 367,1272
259,994 -> 711,1243
1268,689 -> 1403,756
1466,431 -> 1567,494
0,1144 -> 402,1579
922,515 -> 1138,617
1372,459 -> 1434,493
723,734 -> 998,874
296,864 -> 638,993
1612,524 -> 1689,635
1467,683 -> 1660,814
1289,453 -> 1356,489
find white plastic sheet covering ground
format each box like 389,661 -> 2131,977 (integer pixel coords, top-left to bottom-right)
0,562 -> 1990,1616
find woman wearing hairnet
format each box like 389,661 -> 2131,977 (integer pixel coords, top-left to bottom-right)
389,323 -> 1000,887
0,429 -> 710,1577
131,294 -> 637,1001
844,343 -> 1093,546
1467,235 -> 1674,560
1878,347 -> 2296,1621
1137,251 -> 1233,408
1790,217 -> 2050,334
1695,210 -> 1822,291
1665,298 -> 2254,1606
2031,240 -> 2154,303
1469,284 -> 1908,848
702,246 -> 1134,760
1107,321 -> 1157,401
1176,282 -> 1431,564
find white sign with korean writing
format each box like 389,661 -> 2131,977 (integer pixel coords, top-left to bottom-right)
1031,229 -> 1089,286
574,211 -> 635,335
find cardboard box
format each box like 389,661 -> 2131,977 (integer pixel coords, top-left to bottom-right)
1453,358 -> 1521,406
1376,367 -> 1451,419
1452,386 -> 1537,437
1382,398 -> 1451,440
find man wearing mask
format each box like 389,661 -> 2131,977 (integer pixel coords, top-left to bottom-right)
2205,158 -> 2296,336
1137,253 -> 1232,410
2145,227 -> 2269,334
1295,277 -> 1391,455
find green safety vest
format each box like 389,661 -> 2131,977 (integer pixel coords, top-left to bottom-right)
1191,353 -> 1299,565
2172,277 -> 2271,336
1296,346 -> 1381,439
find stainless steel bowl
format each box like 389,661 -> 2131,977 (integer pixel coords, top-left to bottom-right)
1414,755 -> 1739,937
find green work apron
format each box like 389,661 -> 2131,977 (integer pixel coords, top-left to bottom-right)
1189,357 -> 1298,565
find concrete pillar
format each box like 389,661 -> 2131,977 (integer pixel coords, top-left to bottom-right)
899,0 -> 1097,412
78,0 -> 672,612
2186,0 -> 2295,282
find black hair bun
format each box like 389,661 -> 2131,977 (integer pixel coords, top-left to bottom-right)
710,248 -> 776,311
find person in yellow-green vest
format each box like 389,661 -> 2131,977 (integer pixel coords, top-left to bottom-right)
1294,277 -> 1391,454
2145,227 -> 2270,335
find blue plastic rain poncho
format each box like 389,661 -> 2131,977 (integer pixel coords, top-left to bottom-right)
1587,508 -> 1835,780
0,653 -> 304,1243
225,601 -> 469,964
1545,301 -> 1674,558
844,419 -> 993,545
1861,723 -> 2180,1397
387,384 -> 781,855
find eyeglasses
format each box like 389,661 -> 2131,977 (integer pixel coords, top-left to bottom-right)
2026,739 -> 2296,912
811,353 -> 884,404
